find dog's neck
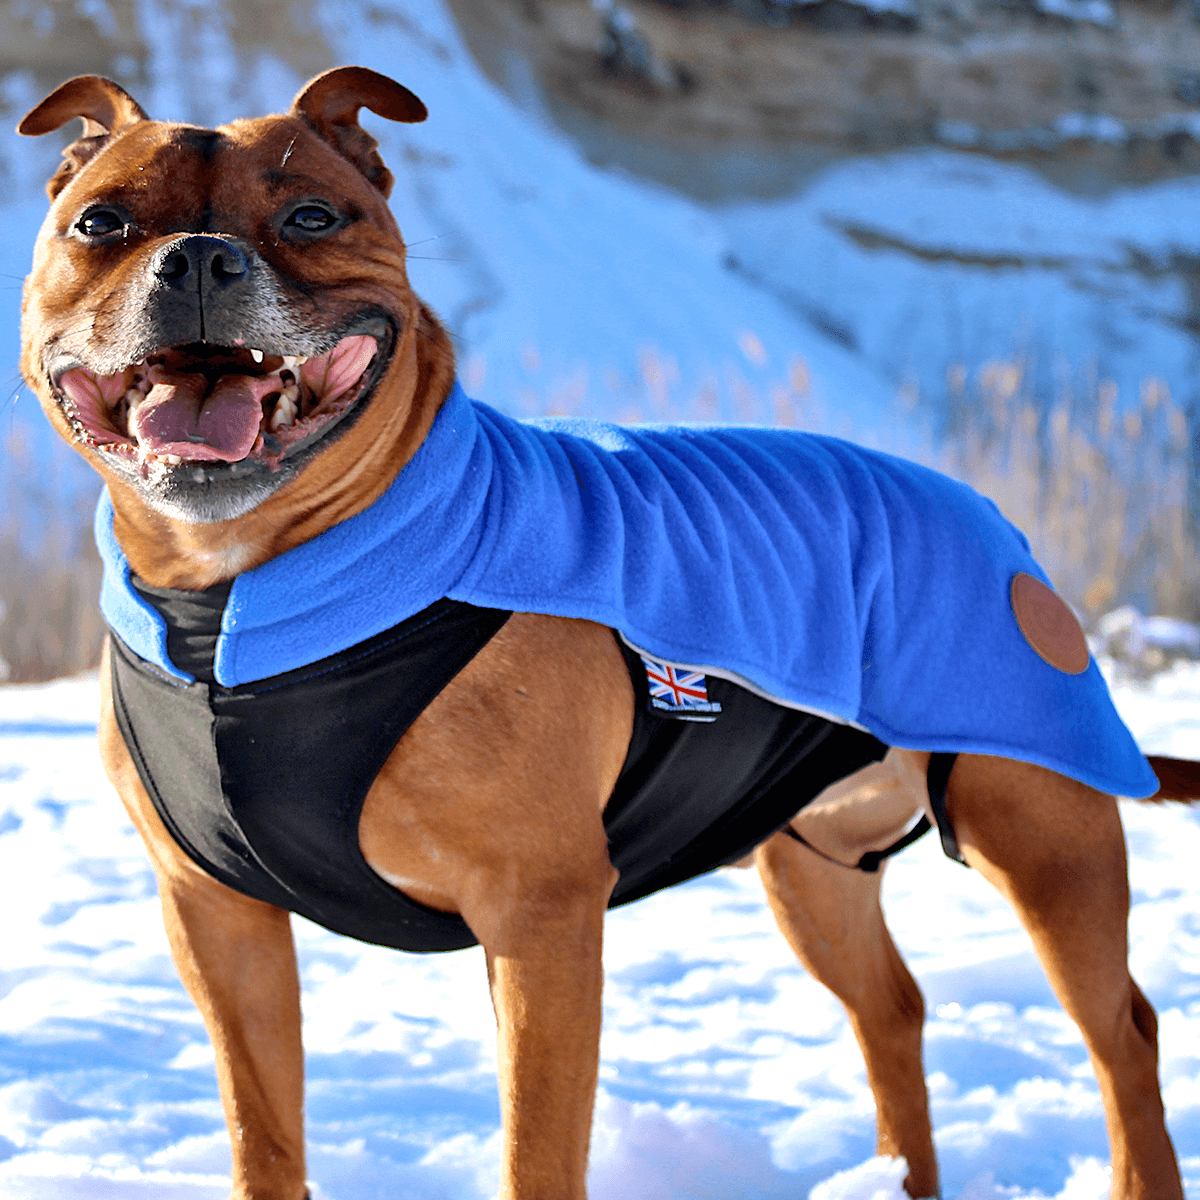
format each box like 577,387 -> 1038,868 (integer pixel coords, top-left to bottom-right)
105,313 -> 456,591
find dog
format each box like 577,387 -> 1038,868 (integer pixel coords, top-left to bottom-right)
18,68 -> 1199,1200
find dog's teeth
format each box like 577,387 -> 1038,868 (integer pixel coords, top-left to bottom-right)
250,348 -> 264,364
160,454 -> 182,465
270,390 -> 299,431
281,355 -> 308,371
124,388 -> 143,405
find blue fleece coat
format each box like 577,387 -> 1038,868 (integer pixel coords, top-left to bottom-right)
97,381 -> 1158,799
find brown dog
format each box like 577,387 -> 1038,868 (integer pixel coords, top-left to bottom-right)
18,68 -> 1198,1200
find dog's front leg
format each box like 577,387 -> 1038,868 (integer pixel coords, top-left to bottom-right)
156,875 -> 307,1200
469,868 -> 616,1200
359,614 -> 633,1199
98,657 -> 307,1200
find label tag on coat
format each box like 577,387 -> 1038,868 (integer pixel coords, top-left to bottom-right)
641,657 -> 723,722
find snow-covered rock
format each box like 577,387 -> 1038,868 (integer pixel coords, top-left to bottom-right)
1093,606 -> 1200,678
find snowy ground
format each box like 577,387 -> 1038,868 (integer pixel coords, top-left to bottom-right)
0,662 -> 1196,1199
2,2 -> 1200,1194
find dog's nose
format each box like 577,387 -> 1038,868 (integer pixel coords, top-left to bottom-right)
152,236 -> 250,290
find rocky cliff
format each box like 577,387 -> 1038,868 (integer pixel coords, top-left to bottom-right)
447,0 -> 1200,198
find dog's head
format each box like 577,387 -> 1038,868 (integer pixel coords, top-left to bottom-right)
19,67 -> 450,529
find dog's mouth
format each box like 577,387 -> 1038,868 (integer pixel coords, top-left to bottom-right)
53,326 -> 388,473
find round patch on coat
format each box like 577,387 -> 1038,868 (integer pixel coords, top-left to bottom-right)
1010,572 -> 1089,674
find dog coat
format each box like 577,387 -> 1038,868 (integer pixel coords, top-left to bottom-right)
99,384 -> 1156,950
99,381 -> 1156,797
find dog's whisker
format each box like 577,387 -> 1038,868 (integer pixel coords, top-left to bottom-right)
403,233 -> 450,250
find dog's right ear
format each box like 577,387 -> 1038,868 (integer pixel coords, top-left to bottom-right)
17,76 -> 148,201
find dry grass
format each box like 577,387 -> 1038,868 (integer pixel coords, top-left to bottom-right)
0,427 -> 105,684
941,361 -> 1199,625
0,526 -> 105,684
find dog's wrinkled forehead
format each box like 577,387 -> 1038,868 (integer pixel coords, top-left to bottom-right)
50,123 -> 244,232
19,67 -> 426,205
21,70 -> 429,254
39,117 -> 387,246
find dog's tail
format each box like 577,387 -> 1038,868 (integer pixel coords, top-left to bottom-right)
1143,756 -> 1200,803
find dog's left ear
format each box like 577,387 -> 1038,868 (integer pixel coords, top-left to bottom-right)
292,66 -> 427,198
18,75 -> 149,201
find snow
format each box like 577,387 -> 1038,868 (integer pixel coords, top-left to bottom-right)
716,148 -> 1200,429
0,663 -> 1197,1199
2,0 -> 1200,1193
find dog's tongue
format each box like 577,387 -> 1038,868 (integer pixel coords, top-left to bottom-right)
130,371 -> 277,461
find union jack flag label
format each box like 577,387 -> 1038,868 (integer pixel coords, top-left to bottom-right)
641,657 -> 723,722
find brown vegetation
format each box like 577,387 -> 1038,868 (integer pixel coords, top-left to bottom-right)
0,428 -> 104,683
943,360 -> 1199,624
0,525 -> 105,684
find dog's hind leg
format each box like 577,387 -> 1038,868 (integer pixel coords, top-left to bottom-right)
946,754 -> 1182,1200
755,827 -> 938,1198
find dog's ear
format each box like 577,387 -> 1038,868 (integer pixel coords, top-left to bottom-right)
18,76 -> 148,201
291,67 -> 427,198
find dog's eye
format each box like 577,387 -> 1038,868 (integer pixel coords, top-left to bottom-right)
75,208 -> 125,238
285,205 -> 338,233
